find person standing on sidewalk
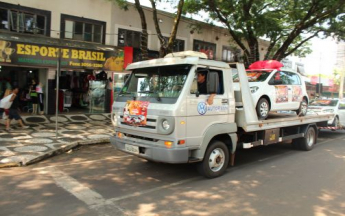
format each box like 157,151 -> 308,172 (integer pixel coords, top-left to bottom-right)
6,87 -> 29,131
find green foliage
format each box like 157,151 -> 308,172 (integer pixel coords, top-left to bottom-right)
184,0 -> 345,63
108,0 -> 129,10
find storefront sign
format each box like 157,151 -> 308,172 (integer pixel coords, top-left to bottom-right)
0,40 -> 124,70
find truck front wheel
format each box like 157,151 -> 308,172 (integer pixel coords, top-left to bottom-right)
197,140 -> 229,178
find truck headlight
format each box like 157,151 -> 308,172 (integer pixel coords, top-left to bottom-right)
162,120 -> 170,130
157,116 -> 175,135
111,112 -> 118,126
250,86 -> 259,93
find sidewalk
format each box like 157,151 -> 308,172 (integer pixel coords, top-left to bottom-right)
0,113 -> 114,168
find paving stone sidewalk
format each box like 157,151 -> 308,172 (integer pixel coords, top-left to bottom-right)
0,113 -> 114,167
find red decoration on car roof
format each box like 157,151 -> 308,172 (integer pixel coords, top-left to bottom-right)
248,60 -> 284,71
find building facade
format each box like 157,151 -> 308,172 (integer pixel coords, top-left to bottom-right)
0,0 -> 268,114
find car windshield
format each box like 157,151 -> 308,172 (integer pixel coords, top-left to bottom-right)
119,64 -> 191,103
233,71 -> 271,82
310,99 -> 338,107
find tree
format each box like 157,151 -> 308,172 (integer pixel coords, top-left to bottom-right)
150,0 -> 185,57
184,0 -> 345,66
112,0 -> 149,60
111,0 -> 185,58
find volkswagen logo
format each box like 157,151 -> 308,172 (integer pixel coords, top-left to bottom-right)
197,102 -> 207,115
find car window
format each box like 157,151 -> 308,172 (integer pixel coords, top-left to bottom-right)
287,72 -> 301,85
269,71 -> 289,85
339,102 -> 345,109
269,71 -> 301,85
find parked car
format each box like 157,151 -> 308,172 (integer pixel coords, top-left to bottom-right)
233,69 -> 309,119
308,98 -> 345,127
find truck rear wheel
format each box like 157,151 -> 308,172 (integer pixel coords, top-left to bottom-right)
292,126 -> 316,151
197,140 -> 229,178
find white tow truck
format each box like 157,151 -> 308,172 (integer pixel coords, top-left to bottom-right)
110,51 -> 332,178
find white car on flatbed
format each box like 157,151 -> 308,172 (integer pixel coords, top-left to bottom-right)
111,51 -> 332,178
233,68 -> 309,120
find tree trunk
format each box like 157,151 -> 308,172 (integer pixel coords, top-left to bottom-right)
167,0 -> 184,54
134,0 -> 148,60
150,0 -> 167,57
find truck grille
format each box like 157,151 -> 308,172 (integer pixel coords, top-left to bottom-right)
119,115 -> 157,129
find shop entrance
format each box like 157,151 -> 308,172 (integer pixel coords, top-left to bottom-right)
54,70 -> 107,114
0,65 -> 47,115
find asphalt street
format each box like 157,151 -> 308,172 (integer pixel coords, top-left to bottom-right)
1,130 -> 345,216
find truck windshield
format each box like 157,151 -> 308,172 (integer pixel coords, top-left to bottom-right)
233,71 -> 271,82
118,64 -> 191,103
310,99 -> 338,107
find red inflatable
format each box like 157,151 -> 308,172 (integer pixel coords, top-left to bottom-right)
248,60 -> 283,71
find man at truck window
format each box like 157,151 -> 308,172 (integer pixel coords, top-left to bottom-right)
197,71 -> 215,105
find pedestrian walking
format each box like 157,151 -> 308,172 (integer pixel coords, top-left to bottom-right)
6,87 -> 29,131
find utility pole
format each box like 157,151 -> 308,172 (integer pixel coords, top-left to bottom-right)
318,53 -> 322,97
339,69 -> 344,99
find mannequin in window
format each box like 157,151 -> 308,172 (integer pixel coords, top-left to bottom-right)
29,79 -> 38,114
36,82 -> 44,115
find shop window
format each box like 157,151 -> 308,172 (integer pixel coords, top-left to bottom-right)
193,40 -> 216,60
163,37 -> 185,52
118,28 -> 141,48
0,2 -> 50,35
61,14 -> 105,44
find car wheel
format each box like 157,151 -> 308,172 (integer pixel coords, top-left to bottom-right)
331,116 -> 340,129
296,98 -> 308,116
256,98 -> 270,120
197,140 -> 229,178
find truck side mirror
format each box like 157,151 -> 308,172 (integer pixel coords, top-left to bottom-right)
207,71 -> 219,94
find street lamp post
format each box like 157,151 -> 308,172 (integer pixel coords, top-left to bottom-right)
55,48 -> 61,138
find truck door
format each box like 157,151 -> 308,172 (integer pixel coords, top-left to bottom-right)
185,67 -> 229,147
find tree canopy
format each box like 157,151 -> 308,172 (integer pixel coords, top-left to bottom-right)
184,0 -> 345,65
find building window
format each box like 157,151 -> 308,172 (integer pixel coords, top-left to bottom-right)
222,46 -> 240,62
118,28 -> 141,48
61,14 -> 105,44
0,2 -> 50,36
163,37 -> 185,52
193,40 -> 216,60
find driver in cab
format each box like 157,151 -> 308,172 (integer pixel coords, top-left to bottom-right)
197,71 -> 215,105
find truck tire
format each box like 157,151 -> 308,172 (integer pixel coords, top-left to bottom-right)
292,126 -> 316,151
296,98 -> 308,116
197,140 -> 229,178
256,98 -> 270,120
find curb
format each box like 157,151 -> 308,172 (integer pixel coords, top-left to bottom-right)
0,138 -> 111,168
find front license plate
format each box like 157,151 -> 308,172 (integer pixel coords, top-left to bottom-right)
125,144 -> 139,154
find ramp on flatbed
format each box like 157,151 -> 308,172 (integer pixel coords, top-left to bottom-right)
236,111 -> 332,132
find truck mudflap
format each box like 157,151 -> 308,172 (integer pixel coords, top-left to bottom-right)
110,137 -> 189,163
